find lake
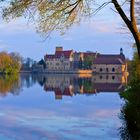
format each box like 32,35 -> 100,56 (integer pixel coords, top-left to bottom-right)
0,74 -> 128,140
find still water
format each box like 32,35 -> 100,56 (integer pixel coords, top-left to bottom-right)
0,74 -> 128,140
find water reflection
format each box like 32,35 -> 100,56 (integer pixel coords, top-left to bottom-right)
0,75 -> 20,97
0,73 -> 128,140
44,74 -> 127,100
0,74 -> 128,99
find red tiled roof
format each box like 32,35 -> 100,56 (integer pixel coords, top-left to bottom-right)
55,50 -> 73,58
44,50 -> 73,60
93,54 -> 125,64
63,88 -> 72,96
55,88 -> 62,95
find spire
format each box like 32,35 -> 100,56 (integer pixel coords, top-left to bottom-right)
120,48 -> 123,55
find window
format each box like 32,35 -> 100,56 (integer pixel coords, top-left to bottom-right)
106,75 -> 109,80
106,68 -> 109,72
100,76 -> 103,79
100,68 -> 103,72
112,76 -> 115,80
112,68 -> 115,72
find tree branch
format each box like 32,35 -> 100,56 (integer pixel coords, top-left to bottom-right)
112,0 -> 132,31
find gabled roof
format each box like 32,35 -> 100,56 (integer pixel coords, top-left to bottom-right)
44,50 -> 73,60
93,54 -> 125,65
55,50 -> 73,58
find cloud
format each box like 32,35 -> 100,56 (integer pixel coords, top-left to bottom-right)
0,19 -> 35,35
80,13 -> 125,34
88,20 -> 118,33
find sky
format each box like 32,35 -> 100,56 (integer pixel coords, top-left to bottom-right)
0,4 -> 135,61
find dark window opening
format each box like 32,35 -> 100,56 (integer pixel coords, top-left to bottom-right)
112,76 -> 115,80
100,68 -> 103,72
100,76 -> 103,79
106,75 -> 109,79
106,68 -> 109,72
112,68 -> 115,72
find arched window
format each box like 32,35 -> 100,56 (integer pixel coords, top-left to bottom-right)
112,68 -> 115,72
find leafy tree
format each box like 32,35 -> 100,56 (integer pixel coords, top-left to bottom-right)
0,0 -> 140,57
38,59 -> 46,69
84,55 -> 94,69
119,48 -> 140,140
0,52 -> 21,74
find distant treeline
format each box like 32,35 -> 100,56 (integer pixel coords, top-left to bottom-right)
0,51 -> 45,74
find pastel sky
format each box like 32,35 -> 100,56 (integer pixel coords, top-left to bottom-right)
0,4 -> 135,61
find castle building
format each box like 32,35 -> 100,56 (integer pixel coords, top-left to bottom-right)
92,48 -> 127,74
44,47 -> 74,71
44,47 -> 127,74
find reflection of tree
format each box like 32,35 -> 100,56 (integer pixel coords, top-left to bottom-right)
0,74 -> 43,97
83,78 -> 93,93
0,75 -> 20,96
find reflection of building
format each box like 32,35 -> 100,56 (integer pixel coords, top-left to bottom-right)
92,74 -> 127,84
43,74 -> 128,100
0,74 -> 128,99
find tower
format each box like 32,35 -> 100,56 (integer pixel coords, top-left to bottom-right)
120,48 -> 123,55
55,46 -> 63,52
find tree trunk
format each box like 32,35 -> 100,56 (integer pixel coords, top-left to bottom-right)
134,32 -> 140,58
112,0 -> 140,58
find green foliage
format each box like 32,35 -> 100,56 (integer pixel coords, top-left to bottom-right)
38,59 -> 46,69
84,55 -> 93,69
0,52 -> 21,74
119,48 -> 140,140
83,79 -> 93,93
131,49 -> 140,80
120,79 -> 140,140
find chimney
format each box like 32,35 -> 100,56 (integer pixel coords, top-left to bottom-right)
55,46 -> 63,52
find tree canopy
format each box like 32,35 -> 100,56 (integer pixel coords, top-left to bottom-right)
119,48 -> 140,139
0,0 -> 140,57
0,52 -> 21,74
